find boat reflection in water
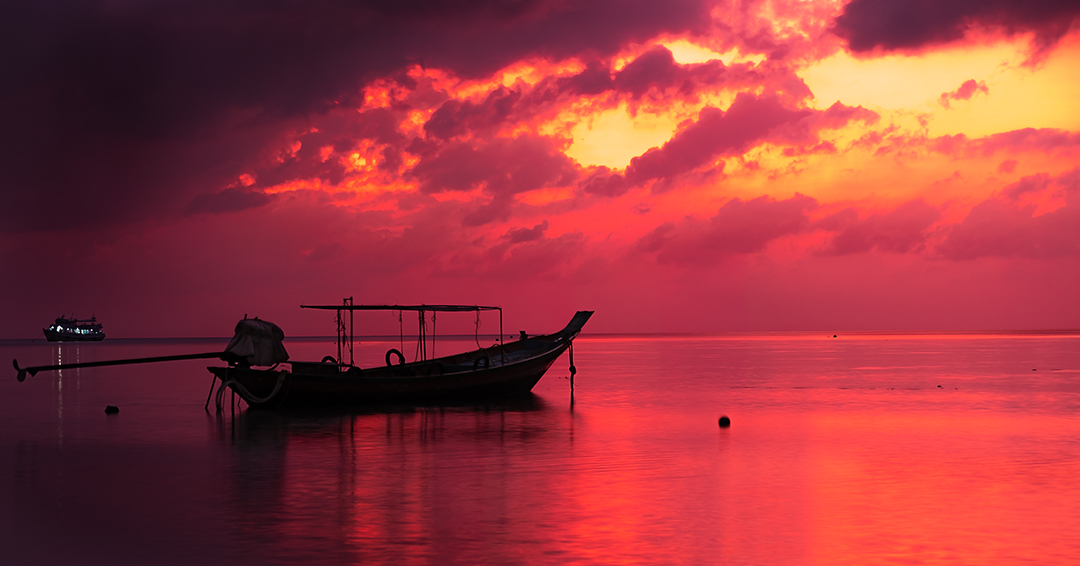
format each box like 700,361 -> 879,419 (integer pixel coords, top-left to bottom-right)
212,394 -> 567,564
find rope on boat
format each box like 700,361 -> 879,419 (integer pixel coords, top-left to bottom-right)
474,311 -> 482,349
213,369 -> 288,411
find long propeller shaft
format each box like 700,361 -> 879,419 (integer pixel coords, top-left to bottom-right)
13,352 -> 225,382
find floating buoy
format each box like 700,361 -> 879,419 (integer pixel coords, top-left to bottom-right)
104,405 -> 119,415
718,415 -> 731,428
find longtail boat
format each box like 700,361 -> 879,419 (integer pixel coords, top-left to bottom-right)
208,302 -> 592,409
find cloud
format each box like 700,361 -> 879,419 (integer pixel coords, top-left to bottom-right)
833,0 -> 1080,57
251,107 -> 409,189
441,229 -> 586,280
611,46 -> 728,98
817,200 -> 941,255
504,220 -> 549,243
625,93 -> 813,192
407,135 -> 577,225
411,135 -> 577,197
932,128 -> 1080,158
938,79 -> 988,109
0,0 -> 714,233
635,193 -> 818,264
579,96 -> 874,198
938,169 -> 1080,259
424,87 -> 521,140
186,188 -> 273,215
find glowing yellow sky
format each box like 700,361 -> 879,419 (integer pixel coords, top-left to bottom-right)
802,34 -> 1080,137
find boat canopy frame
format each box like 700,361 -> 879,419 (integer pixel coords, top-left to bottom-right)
301,299 -> 503,366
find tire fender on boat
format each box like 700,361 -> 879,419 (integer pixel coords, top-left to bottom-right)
472,355 -> 491,370
322,355 -> 337,364
385,349 -> 405,366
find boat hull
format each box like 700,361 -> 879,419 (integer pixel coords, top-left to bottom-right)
210,344 -> 566,408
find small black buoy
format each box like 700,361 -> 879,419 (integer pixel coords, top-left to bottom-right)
937,385 -> 942,388
718,415 -> 731,428
833,335 -> 837,338
105,405 -> 119,415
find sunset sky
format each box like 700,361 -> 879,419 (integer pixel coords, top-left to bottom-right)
2,0 -> 1079,338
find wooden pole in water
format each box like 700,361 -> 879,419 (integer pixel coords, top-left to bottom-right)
569,341 -> 576,399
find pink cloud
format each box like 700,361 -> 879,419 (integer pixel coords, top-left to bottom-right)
932,128 -> 1080,158
611,46 -> 728,99
411,135 -> 577,197
817,200 -> 941,255
938,79 -> 988,109
938,169 -> 1080,259
504,220 -> 550,243
635,193 -> 818,264
625,93 -> 813,192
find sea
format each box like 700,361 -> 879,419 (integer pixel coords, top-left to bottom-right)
2,332 -> 1079,565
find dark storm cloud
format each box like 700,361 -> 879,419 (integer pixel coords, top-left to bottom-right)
833,0 -> 1080,54
0,0 -> 713,233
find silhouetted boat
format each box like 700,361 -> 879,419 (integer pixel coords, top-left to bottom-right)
43,315 -> 105,342
207,304 -> 592,409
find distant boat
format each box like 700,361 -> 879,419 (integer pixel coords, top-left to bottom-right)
207,303 -> 593,409
43,315 -> 106,342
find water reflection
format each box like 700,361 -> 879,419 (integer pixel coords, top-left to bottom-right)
210,395 -> 570,563
2,334 -> 1080,564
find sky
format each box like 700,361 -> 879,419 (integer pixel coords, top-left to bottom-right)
2,0 -> 1080,338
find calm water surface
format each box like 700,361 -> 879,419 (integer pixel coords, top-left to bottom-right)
2,333 -> 1079,564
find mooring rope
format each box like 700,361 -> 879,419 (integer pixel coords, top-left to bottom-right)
474,311 -> 482,349
215,370 -> 287,411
